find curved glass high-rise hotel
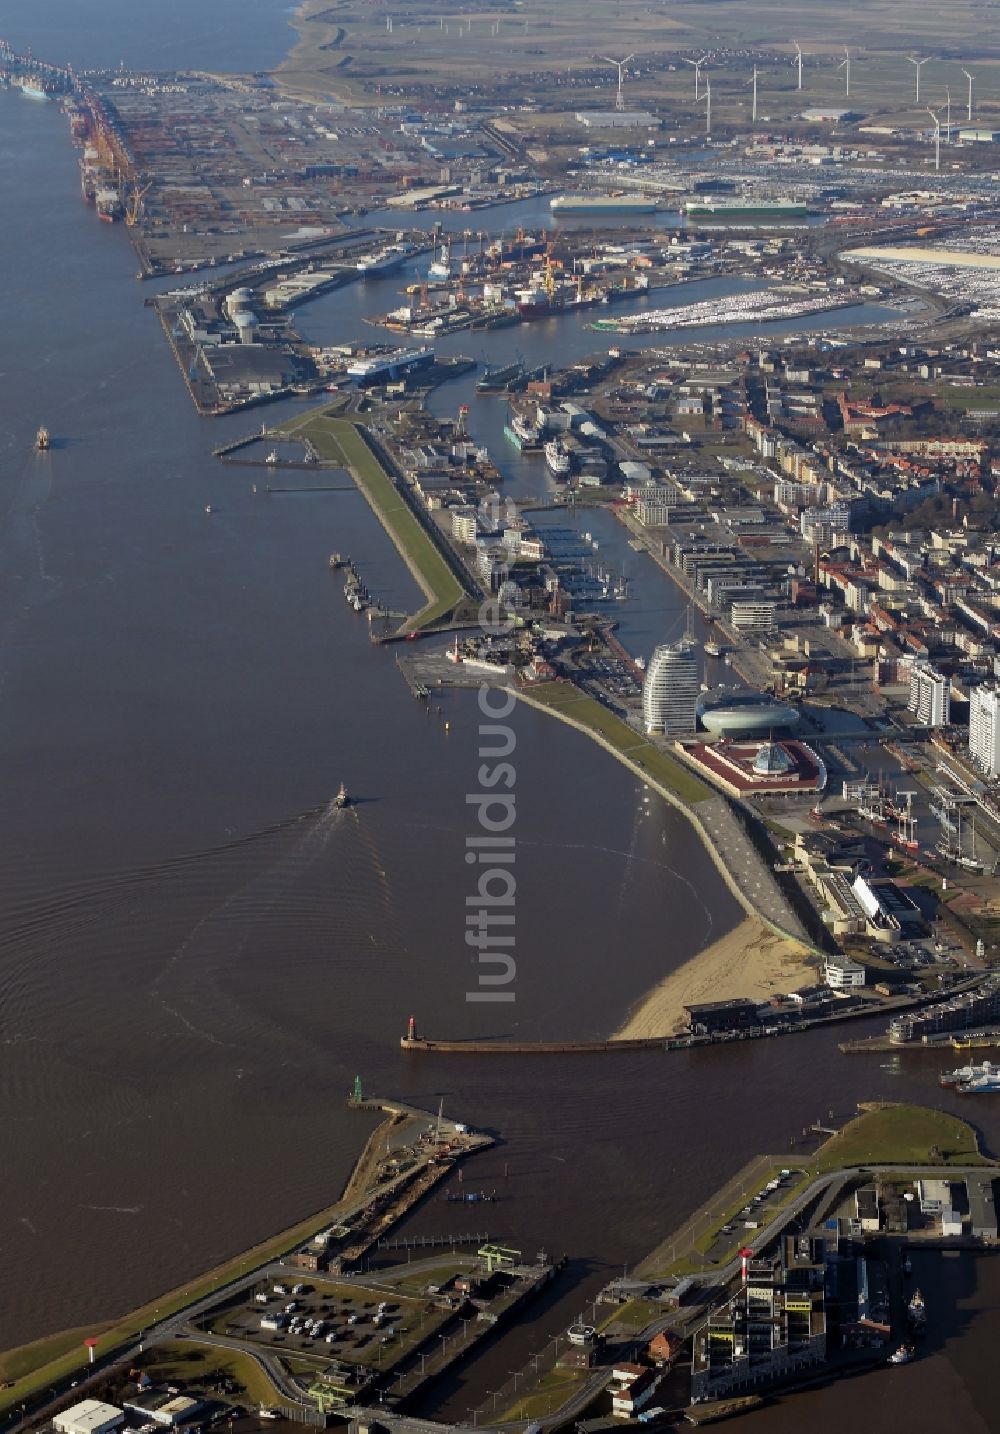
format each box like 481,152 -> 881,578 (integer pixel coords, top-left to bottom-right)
642,640 -> 700,734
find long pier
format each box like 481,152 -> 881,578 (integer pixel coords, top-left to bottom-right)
375,1230 -> 492,1252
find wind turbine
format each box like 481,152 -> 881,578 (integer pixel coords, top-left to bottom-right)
699,79 -> 712,137
793,42 -> 804,91
945,86 -> 952,143
908,55 -> 931,103
839,47 -> 851,98
926,107 -> 941,171
601,53 -> 635,112
748,64 -> 759,124
683,53 -> 709,100
962,68 -> 975,123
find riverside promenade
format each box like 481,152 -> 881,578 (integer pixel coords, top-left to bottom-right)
514,683 -> 813,950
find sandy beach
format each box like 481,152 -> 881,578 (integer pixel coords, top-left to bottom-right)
613,916 -> 817,1039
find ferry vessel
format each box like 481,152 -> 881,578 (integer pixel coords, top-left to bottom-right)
550,195 -> 659,216
957,1067 -> 1000,1094
940,1060 -> 998,1088
346,346 -> 434,385
505,411 -> 542,449
545,438 -> 572,479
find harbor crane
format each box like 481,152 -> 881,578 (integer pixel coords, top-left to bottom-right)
126,179 -> 152,226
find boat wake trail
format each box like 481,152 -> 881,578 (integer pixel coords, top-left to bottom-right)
0,794 -> 402,1110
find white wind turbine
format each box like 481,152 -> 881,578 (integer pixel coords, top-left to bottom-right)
926,106 -> 941,171
793,42 -> 805,91
699,79 -> 712,137
839,47 -> 851,97
908,55 -> 932,103
683,53 -> 709,100
962,68 -> 975,123
601,53 -> 635,112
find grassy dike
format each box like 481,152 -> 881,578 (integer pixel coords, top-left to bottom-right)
517,681 -> 714,806
0,1113 -> 401,1420
280,408 -> 470,632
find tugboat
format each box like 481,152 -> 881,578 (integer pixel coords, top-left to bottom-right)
334,781 -> 350,810
35,426 -> 50,450
265,450 -> 279,465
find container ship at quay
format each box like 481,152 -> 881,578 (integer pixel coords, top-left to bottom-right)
19,77 -> 52,100
684,198 -> 809,220
550,194 -> 659,216
95,186 -> 124,222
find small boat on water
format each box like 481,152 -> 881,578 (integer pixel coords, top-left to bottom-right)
265,449 -> 279,465
888,1344 -> 915,1365
36,426 -> 50,450
204,504 -> 214,514
903,1254 -> 912,1277
334,781 -> 350,810
907,1289 -> 926,1332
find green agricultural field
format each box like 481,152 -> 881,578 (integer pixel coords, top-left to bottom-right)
817,1103 -> 987,1170
275,0 -> 1000,127
135,1342 -> 283,1409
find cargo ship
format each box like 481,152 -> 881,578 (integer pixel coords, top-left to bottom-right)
684,198 -> 808,220
95,186 -> 124,222
19,77 -> 51,101
476,361 -> 523,393
356,243 -> 415,277
550,194 -> 659,216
